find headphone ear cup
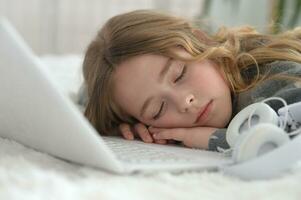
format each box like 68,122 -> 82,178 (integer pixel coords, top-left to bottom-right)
226,103 -> 279,147
232,123 -> 290,163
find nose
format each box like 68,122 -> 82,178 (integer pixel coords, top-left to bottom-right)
181,94 -> 195,113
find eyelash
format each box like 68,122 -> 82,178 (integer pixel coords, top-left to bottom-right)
174,65 -> 187,83
152,65 -> 187,120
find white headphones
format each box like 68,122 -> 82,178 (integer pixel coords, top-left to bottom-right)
225,97 -> 301,164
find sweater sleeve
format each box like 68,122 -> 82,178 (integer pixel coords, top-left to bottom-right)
207,128 -> 230,152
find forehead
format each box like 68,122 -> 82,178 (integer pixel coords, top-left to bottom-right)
112,49 -> 191,82
112,54 -> 166,84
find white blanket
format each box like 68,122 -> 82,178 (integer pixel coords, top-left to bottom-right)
1,55 -> 301,200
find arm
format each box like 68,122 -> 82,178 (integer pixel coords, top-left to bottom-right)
149,126 -> 221,150
119,123 -> 230,151
119,122 -> 214,149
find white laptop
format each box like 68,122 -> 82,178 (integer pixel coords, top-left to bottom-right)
0,19 -> 232,174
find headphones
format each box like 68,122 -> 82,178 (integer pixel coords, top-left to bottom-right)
226,98 -> 301,164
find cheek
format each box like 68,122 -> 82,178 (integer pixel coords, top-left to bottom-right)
150,112 -> 187,128
188,71 -> 210,92
192,67 -> 228,94
113,89 -> 143,121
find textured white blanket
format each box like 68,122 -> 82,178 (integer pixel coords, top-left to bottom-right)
1,55 -> 301,200
1,136 -> 301,200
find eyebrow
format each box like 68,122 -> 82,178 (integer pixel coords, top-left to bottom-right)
140,58 -> 173,118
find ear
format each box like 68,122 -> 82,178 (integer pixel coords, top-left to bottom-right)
192,29 -> 214,45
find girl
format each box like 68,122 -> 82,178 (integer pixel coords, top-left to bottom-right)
78,9 -> 301,152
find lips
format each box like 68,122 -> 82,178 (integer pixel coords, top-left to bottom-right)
194,100 -> 213,124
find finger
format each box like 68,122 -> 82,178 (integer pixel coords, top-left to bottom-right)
154,139 -> 167,145
148,127 -> 166,144
153,129 -> 185,141
119,123 -> 134,140
148,126 -> 163,132
149,127 -> 173,144
134,123 -> 153,143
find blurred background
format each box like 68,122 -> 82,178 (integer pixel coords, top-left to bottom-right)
1,0 -> 301,55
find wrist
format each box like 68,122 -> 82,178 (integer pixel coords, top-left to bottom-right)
185,127 -> 217,150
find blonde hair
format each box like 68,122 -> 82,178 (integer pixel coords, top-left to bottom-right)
82,9 -> 301,136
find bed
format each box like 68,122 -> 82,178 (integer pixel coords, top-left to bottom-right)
1,54 -> 301,200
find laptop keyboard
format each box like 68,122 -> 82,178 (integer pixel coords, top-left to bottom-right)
103,136 -> 194,164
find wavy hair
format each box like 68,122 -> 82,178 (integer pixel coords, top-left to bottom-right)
82,9 -> 301,136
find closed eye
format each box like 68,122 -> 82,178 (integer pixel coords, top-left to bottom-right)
153,101 -> 165,120
152,65 -> 187,120
174,65 -> 187,83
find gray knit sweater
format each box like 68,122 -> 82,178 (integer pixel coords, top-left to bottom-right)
208,61 -> 301,152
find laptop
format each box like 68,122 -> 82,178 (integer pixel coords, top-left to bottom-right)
0,18 -> 232,174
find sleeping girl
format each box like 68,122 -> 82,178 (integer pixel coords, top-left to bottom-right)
78,9 -> 301,152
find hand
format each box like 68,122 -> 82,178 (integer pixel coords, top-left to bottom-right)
148,126 -> 218,149
119,123 -> 168,144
